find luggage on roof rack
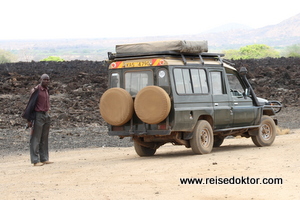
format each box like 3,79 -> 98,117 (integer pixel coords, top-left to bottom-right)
115,40 -> 208,57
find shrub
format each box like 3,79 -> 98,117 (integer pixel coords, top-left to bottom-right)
0,49 -> 17,64
282,44 -> 300,57
224,44 -> 280,60
40,56 -> 65,62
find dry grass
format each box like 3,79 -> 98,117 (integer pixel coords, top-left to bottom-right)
276,126 -> 291,135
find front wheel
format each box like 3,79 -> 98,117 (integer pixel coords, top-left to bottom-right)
190,120 -> 213,154
251,115 -> 276,147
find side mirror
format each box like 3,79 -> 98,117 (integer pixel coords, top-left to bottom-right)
244,88 -> 250,98
239,67 -> 248,76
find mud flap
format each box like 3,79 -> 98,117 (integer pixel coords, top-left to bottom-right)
248,128 -> 259,136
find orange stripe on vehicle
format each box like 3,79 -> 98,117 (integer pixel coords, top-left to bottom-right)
110,61 -> 124,69
116,61 -> 124,68
152,59 -> 160,66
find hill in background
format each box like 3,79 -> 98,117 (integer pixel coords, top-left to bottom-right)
1,13 -> 300,61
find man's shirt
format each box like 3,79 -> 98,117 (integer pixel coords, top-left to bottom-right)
34,85 -> 50,112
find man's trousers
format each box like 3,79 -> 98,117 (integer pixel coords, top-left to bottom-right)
30,112 -> 51,164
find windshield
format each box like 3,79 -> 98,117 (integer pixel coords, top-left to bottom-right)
226,68 -> 246,97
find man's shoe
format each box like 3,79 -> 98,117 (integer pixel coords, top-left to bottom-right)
42,161 -> 54,164
33,162 -> 44,166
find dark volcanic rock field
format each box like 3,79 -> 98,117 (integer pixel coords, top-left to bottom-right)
0,58 -> 299,153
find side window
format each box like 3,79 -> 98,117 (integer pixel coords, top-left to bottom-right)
174,69 -> 185,94
210,71 -> 225,95
110,73 -> 120,88
199,70 -> 209,93
191,69 -> 201,93
157,69 -> 170,93
174,68 -> 208,94
226,70 -> 245,97
125,70 -> 153,96
182,69 -> 192,93
191,69 -> 208,93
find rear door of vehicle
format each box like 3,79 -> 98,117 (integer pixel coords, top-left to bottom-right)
209,69 -> 233,129
171,67 -> 213,131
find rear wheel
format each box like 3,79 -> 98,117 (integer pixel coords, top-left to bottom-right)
251,115 -> 276,147
190,120 -> 213,154
133,141 -> 156,157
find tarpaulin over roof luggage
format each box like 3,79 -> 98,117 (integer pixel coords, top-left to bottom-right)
116,40 -> 208,56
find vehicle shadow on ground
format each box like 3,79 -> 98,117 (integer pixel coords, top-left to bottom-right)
140,143 -> 258,159
212,144 -> 257,153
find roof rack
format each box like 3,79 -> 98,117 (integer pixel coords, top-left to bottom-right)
108,51 -> 225,65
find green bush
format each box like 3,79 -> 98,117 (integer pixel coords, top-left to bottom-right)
0,49 -> 17,64
224,44 -> 280,60
282,44 -> 300,57
40,56 -> 65,62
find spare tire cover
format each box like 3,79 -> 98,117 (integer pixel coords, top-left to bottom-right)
99,88 -> 133,126
134,86 -> 171,124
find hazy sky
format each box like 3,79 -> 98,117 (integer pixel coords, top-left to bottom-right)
1,0 -> 299,40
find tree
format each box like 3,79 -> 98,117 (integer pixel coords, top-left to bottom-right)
282,44 -> 300,57
40,56 -> 65,62
222,49 -> 241,60
224,44 -> 280,59
0,49 -> 17,64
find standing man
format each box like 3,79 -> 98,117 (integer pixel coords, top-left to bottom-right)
22,74 -> 53,166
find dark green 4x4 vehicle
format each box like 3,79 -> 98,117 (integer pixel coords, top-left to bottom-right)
99,40 -> 282,156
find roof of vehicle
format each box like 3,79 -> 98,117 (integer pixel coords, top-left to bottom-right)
115,40 -> 208,56
107,40 -> 236,70
108,52 -> 236,71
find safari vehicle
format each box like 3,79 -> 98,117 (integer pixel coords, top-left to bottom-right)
99,40 -> 282,156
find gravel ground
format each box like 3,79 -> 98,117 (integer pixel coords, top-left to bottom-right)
0,106 -> 298,156
0,126 -> 132,156
275,107 -> 300,129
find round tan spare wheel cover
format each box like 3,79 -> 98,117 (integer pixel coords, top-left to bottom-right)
99,88 -> 133,126
134,86 -> 171,124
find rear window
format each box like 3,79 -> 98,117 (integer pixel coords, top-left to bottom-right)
110,73 -> 120,88
125,70 -> 153,96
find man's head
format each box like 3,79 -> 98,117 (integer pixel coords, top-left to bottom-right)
40,74 -> 50,88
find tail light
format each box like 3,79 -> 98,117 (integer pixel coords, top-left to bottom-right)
112,126 -> 124,131
158,124 -> 167,130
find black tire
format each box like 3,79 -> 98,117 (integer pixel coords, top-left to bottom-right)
213,135 -> 225,147
134,141 -> 156,157
251,115 -> 276,147
190,120 -> 213,154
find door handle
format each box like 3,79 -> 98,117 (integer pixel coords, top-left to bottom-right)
214,103 -> 219,106
234,103 -> 239,105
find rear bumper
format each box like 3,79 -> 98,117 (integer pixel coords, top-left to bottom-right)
108,129 -> 171,137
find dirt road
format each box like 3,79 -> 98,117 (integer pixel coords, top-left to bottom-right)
1,131 -> 300,200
